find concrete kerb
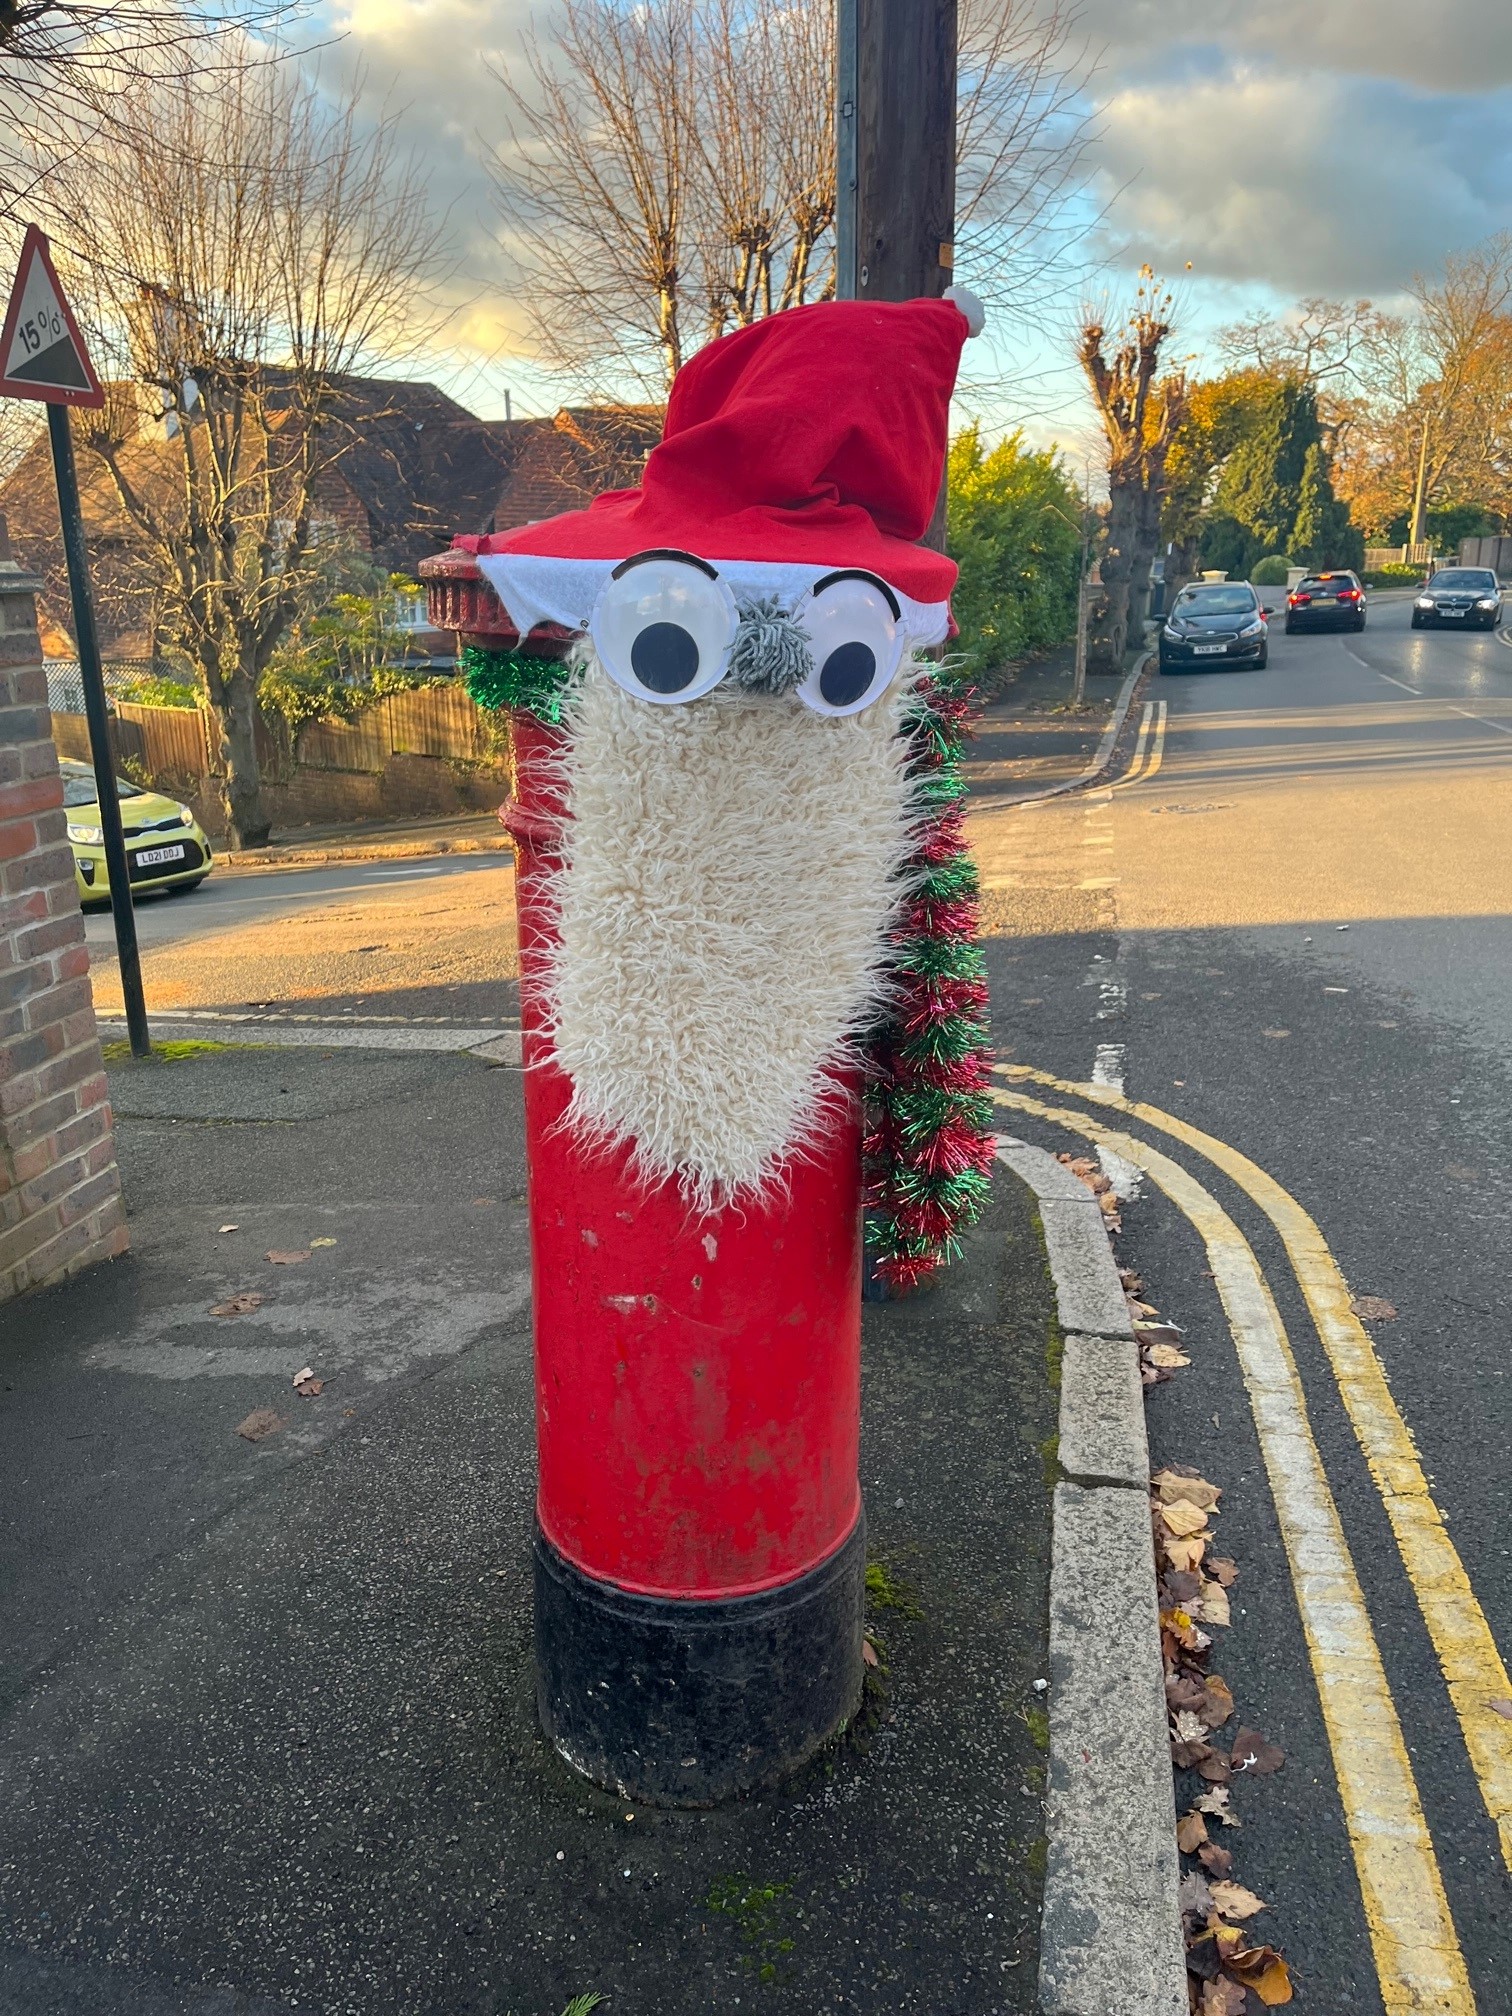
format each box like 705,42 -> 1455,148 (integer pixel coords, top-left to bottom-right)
985,648 -> 1155,812
995,1134 -> 1187,2016
96,1015 -> 524,1066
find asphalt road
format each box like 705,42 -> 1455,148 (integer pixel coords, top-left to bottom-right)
974,589 -> 1512,2012
84,853 -> 522,1025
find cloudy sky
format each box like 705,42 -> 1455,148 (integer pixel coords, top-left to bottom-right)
314,0 -> 1512,440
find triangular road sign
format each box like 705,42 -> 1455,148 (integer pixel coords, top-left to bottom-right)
0,224 -> 104,408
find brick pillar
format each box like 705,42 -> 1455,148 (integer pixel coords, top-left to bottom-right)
0,532 -> 128,1303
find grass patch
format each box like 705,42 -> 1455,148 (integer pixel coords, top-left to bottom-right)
1039,1432 -> 1062,1491
1025,1835 -> 1048,1879
100,1038 -> 241,1064
1020,1703 -> 1050,1751
1045,1318 -> 1064,1392
865,1557 -> 924,1620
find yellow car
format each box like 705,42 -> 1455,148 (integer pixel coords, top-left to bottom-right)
60,758 -> 214,906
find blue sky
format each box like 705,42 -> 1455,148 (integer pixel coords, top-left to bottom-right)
313,0 -> 1512,458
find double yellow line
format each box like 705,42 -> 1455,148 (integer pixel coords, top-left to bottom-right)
994,1063 -> 1509,2014
1115,698 -> 1169,788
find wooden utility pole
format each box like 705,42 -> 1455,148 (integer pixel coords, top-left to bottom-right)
836,0 -> 957,307
835,0 -> 958,541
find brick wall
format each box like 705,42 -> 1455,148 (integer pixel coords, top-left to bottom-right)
0,555 -> 127,1303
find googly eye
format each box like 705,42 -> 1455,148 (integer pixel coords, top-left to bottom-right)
589,550 -> 738,705
794,570 -> 906,717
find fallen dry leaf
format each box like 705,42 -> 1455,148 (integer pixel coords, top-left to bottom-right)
1146,1343 -> 1192,1368
1490,1700 -> 1512,1722
1194,1784 -> 1241,1824
1195,1751 -> 1232,1784
1209,1881 -> 1268,1922
1230,1726 -> 1285,1776
1155,1473 -> 1222,1512
1164,1535 -> 1208,1573
1161,1500 -> 1211,1538
1177,1869 -> 1213,1920
292,1366 -> 325,1397
235,1408 -> 284,1442
1351,1294 -> 1397,1322
1198,1676 -> 1236,1731
1173,1710 -> 1207,1745
1200,1979 -> 1249,2016
1219,1931 -> 1293,2005
1207,1557 -> 1239,1588
1196,1581 -> 1232,1628
861,1639 -> 879,1669
1136,1322 -> 1186,1347
1176,1810 -> 1208,1854
1197,1841 -> 1234,1878
266,1249 -> 311,1266
309,1236 -> 338,1249
218,1223 -> 239,1233
1173,1735 -> 1214,1771
211,1291 -> 264,1317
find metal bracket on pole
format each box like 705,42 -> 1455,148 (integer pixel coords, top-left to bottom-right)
46,403 -> 150,1058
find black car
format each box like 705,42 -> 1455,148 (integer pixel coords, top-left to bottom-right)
1411,567 -> 1502,630
1159,580 -> 1269,672
1284,571 -> 1366,633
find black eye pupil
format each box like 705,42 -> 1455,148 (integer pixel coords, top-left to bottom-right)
630,622 -> 700,694
819,641 -> 877,709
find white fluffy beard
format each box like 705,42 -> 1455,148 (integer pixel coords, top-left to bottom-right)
537,654 -> 918,1209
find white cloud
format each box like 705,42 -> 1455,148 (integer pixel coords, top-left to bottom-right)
1091,62 -> 1512,295
1075,0 -> 1512,95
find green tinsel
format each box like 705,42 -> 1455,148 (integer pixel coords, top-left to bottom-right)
462,643 -> 573,724
888,1087 -> 995,1146
915,855 -> 980,901
891,934 -> 988,980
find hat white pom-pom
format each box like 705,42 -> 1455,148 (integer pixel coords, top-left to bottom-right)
944,284 -> 985,337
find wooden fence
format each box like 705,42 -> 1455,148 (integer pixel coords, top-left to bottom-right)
50,682 -> 510,837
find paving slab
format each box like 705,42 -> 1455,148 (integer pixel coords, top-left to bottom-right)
0,1050 -> 1059,2016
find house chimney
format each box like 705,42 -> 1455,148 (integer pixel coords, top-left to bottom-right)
504,388 -> 512,424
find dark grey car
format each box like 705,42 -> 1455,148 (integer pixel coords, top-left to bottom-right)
1411,567 -> 1502,630
1159,580 -> 1269,672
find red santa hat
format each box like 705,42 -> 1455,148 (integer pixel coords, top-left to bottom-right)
458,289 -> 984,649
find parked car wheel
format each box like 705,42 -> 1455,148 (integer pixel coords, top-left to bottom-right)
1353,614 -> 1366,631
1283,617 -> 1297,635
1255,646 -> 1269,668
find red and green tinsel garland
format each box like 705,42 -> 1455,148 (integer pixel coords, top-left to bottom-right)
863,671 -> 996,1294
462,641 -> 995,1287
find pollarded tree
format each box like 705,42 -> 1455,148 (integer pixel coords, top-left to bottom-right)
1077,269 -> 1187,672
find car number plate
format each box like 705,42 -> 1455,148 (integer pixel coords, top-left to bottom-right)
136,844 -> 186,866
1193,643 -> 1226,655
1442,608 -> 1465,618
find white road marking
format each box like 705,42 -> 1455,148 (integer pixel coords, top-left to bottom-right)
1451,705 -> 1512,737
1091,1042 -> 1125,1091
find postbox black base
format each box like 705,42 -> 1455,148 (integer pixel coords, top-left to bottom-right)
533,1514 -> 866,1807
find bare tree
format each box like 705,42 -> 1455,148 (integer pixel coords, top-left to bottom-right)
1077,269 -> 1186,673
46,52 -> 438,845
490,0 -> 1096,401
0,1 -> 294,220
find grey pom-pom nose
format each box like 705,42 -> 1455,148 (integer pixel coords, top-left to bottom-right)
728,595 -> 814,695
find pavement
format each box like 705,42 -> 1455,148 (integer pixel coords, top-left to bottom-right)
0,1045 -> 1060,2016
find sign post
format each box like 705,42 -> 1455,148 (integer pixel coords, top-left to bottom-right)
0,225 -> 149,1058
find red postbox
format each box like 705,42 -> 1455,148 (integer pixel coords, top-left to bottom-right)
421,293 -> 992,1804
